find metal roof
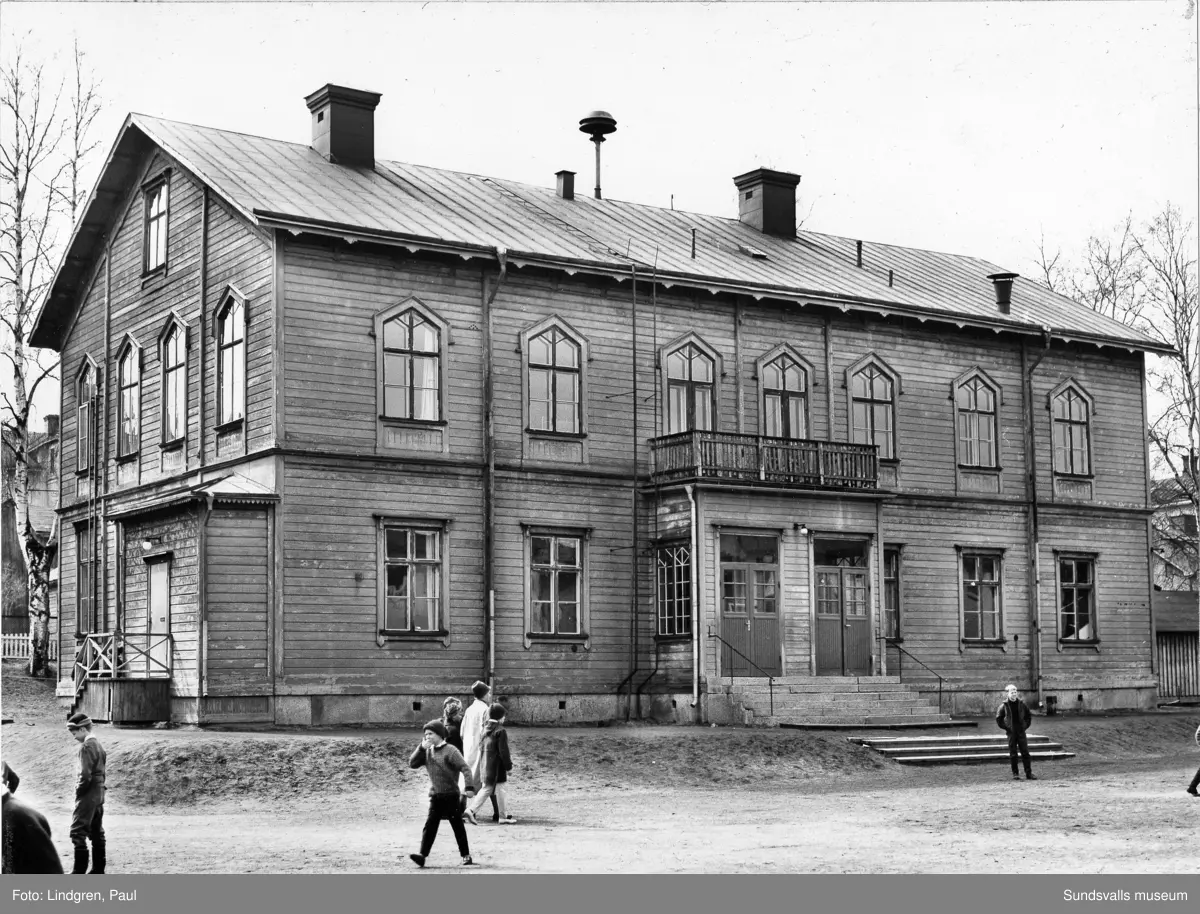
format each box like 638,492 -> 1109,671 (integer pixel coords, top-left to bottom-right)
31,114 -> 1173,355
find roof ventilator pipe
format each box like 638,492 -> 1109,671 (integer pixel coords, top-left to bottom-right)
988,272 -> 1019,315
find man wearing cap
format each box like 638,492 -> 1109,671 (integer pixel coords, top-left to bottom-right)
66,712 -> 107,874
407,719 -> 477,868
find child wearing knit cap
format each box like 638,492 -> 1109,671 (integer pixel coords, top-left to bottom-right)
464,703 -> 516,826
407,719 -> 476,867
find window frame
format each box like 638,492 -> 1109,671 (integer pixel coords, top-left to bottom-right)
956,546 -> 1006,648
115,336 -> 142,461
883,545 -> 903,641
75,522 -> 97,634
655,541 -> 693,640
141,171 -> 171,276
1054,551 -> 1100,648
74,357 -> 99,476
374,516 -> 452,646
373,297 -> 450,428
952,368 -> 1002,470
660,333 -> 723,436
214,287 -> 248,430
519,316 -> 589,438
845,353 -> 900,462
158,314 -> 189,449
1048,380 -> 1095,478
522,525 -> 591,648
755,344 -> 814,441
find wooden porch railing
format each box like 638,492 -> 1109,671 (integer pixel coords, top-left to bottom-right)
650,431 -> 879,490
73,631 -> 173,691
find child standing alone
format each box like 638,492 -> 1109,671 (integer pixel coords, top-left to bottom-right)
464,703 -> 516,825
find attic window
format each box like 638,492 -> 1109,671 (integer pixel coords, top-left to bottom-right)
737,243 -> 769,261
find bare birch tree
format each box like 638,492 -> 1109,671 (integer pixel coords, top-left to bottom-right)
1,42 -> 102,675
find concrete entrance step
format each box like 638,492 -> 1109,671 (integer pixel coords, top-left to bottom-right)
779,719 -> 977,731
852,733 -> 1076,765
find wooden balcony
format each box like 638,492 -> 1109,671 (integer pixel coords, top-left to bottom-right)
649,431 -> 879,491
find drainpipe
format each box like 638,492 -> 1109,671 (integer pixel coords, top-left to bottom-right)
1022,329 -> 1052,707
631,265 -> 642,716
685,484 -> 700,709
483,247 -> 508,690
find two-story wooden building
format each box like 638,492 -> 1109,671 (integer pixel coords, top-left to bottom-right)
30,85 -> 1173,726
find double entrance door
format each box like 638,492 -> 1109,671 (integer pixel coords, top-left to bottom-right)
718,533 -> 782,677
814,539 -> 872,676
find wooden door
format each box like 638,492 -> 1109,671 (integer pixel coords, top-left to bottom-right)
147,558 -> 171,675
815,564 -> 872,676
719,534 -> 781,677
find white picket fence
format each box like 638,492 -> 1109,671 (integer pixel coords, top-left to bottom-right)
1,633 -> 58,661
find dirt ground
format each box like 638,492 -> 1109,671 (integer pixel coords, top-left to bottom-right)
3,660 -> 1198,873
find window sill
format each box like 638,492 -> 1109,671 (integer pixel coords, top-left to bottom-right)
878,458 -> 901,466
115,452 -> 138,465
379,629 -> 449,641
160,438 -> 185,453
141,266 -> 168,286
526,632 -> 588,643
654,633 -> 692,644
1053,472 -> 1095,481
961,639 -> 1007,649
379,416 -> 447,427
958,464 -> 1002,472
885,636 -> 904,644
525,429 -> 587,440
74,468 -> 92,478
215,418 -> 244,434
1058,639 -> 1101,648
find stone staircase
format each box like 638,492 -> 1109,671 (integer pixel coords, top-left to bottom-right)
722,675 -> 974,729
850,733 -> 1076,766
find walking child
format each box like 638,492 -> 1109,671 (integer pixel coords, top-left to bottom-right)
407,720 -> 476,868
1186,722 -> 1199,797
66,712 -> 107,873
995,684 -> 1037,781
464,703 -> 515,825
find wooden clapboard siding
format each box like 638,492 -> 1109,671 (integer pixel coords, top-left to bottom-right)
1031,347 -> 1147,508
59,250 -> 108,513
492,474 -> 642,692
1037,511 -> 1154,686
281,241 -> 484,456
882,500 -> 1031,683
738,305 -> 830,441
206,508 -> 270,694
278,457 -> 485,690
122,507 -> 201,698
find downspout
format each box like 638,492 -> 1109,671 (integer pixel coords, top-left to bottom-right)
483,247 -> 508,690
197,496 -> 213,725
199,187 -> 209,468
631,265 -> 641,717
685,484 -> 700,708
1022,329 -> 1052,707
102,253 -> 112,635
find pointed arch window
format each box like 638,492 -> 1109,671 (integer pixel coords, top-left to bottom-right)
529,326 -> 581,434
382,308 -> 441,422
216,292 -> 246,426
760,351 -> 809,439
849,360 -> 896,459
160,317 -> 187,445
116,341 -> 141,458
1051,384 -> 1092,476
955,373 -> 999,468
666,342 -> 716,434
75,360 -> 98,474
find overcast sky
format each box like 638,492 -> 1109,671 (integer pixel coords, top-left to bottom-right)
4,0 -> 1197,421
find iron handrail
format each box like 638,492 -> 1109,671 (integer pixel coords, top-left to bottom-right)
890,641 -> 946,712
707,626 -> 774,717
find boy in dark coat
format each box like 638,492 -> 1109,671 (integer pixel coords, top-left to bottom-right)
67,712 -> 108,873
464,703 -> 515,825
995,684 -> 1037,781
407,720 -> 476,867
2,785 -> 64,874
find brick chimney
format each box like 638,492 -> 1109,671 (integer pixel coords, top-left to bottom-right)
45,414 -> 60,438
304,84 -> 383,169
733,168 -> 802,238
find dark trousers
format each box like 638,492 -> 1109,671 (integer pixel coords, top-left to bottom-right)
1188,765 -> 1200,791
70,789 -> 106,873
1007,730 -> 1033,776
419,793 -> 470,859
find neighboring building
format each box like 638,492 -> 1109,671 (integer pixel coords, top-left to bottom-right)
1,416 -> 60,635
30,85 -> 1174,725
1152,591 -> 1199,701
1151,476 -> 1198,592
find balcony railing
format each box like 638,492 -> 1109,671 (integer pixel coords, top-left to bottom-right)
74,631 -> 173,688
649,431 -> 879,490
